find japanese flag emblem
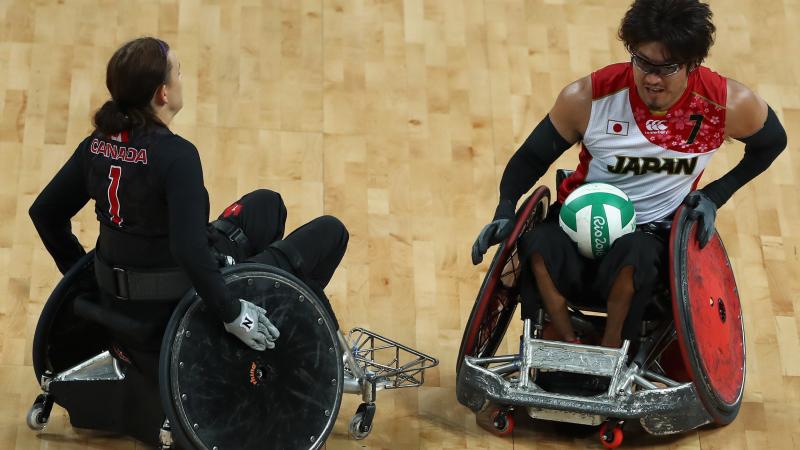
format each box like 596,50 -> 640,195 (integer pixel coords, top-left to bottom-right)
606,120 -> 629,136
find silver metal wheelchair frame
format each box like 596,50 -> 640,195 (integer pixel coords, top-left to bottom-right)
339,327 -> 438,439
457,180 -> 745,446
27,265 -> 439,447
458,315 -> 715,436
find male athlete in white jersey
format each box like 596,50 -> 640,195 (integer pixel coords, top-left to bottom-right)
471,0 -> 787,350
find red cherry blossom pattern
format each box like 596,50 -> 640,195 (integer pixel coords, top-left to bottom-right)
632,94 -> 725,154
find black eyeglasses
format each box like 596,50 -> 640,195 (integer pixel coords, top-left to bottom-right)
630,53 -> 683,77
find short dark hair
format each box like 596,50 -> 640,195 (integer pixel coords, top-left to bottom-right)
618,0 -> 715,68
93,37 -> 172,136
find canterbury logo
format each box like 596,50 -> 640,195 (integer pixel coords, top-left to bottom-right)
645,120 -> 668,132
241,314 -> 254,331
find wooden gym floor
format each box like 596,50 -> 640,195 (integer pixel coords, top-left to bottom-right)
1,0 -> 799,448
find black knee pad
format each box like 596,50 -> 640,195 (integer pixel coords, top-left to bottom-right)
249,189 -> 287,217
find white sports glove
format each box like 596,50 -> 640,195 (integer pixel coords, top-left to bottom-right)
223,299 -> 280,351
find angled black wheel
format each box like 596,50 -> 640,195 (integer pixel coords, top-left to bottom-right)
32,251 -> 105,382
160,264 -> 343,450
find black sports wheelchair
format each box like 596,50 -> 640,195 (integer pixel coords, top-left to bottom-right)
456,171 -> 745,448
27,255 -> 438,449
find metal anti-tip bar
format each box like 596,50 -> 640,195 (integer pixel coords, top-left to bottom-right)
641,369 -> 680,387
633,374 -> 659,390
488,362 -> 519,375
469,355 -> 518,365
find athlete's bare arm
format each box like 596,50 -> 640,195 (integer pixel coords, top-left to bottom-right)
549,76 -> 593,144
725,78 -> 769,139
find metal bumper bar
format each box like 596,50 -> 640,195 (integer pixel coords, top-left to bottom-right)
457,320 -> 711,435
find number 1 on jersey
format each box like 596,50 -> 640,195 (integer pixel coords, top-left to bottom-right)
108,165 -> 123,226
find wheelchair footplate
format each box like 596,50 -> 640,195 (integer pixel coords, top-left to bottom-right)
340,327 -> 439,440
457,319 -> 713,437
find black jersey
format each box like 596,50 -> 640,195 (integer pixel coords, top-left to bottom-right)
29,125 -> 239,322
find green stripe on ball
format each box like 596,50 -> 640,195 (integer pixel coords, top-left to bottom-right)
559,183 -> 636,260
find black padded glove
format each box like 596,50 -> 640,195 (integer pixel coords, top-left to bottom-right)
471,200 -> 515,265
683,190 -> 717,249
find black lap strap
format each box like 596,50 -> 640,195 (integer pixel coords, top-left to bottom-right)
94,253 -> 191,301
209,219 -> 252,257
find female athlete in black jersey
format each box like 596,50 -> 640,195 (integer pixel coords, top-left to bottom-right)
29,37 -> 348,371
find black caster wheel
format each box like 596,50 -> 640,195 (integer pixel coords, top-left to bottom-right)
26,394 -> 53,431
348,402 -> 376,440
348,412 -> 370,440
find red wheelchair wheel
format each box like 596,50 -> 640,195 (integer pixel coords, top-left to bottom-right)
669,205 -> 745,425
456,186 -> 550,375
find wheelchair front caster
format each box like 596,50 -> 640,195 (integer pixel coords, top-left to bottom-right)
476,405 -> 515,436
26,394 -> 53,431
348,402 -> 376,440
599,420 -> 624,449
490,409 -> 515,436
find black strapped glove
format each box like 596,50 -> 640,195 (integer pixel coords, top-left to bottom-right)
683,190 -> 717,249
471,200 -> 515,265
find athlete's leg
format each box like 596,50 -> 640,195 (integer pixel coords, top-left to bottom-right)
601,266 -> 635,348
214,189 -> 288,259
532,253 -> 577,342
596,231 -> 666,347
248,215 -> 349,288
519,219 -> 587,342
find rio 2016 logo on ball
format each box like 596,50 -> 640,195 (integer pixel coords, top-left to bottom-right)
559,183 -> 636,259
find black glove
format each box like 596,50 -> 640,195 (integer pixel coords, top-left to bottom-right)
471,200 -> 515,265
683,190 -> 717,248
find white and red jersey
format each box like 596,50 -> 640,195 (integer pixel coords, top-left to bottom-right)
559,63 -> 727,224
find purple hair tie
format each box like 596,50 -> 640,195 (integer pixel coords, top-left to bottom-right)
157,39 -> 168,57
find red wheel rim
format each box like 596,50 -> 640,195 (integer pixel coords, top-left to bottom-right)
669,205 -> 745,424
457,187 -> 550,373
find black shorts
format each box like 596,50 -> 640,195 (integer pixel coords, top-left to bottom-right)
517,204 -> 668,339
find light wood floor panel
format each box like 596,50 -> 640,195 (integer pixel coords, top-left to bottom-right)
2,0 -> 799,448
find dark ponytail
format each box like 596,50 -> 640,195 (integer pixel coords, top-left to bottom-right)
93,37 -> 171,136
94,100 -> 132,135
